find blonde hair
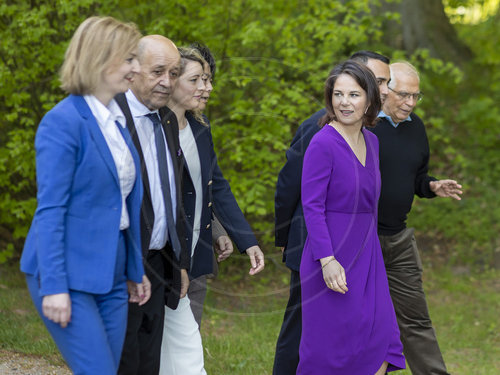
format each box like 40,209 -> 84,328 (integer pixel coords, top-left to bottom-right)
60,16 -> 141,95
178,47 -> 208,126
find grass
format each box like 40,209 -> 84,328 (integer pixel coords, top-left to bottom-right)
0,263 -> 63,365
201,254 -> 500,375
423,267 -> 500,374
1,251 -> 499,374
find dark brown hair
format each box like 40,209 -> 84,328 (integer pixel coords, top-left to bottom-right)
319,60 -> 381,128
349,50 -> 390,65
190,42 -> 216,78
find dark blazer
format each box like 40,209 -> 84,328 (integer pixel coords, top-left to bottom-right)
182,112 -> 258,279
21,95 -> 144,295
274,108 -> 325,272
115,93 -> 189,309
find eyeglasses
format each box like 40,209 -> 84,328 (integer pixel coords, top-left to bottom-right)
388,87 -> 423,102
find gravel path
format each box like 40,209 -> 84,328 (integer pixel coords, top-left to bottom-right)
0,351 -> 70,375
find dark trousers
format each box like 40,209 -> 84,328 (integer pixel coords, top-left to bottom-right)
380,227 -> 449,375
273,269 -> 302,375
188,275 -> 208,328
189,253 -> 217,328
118,250 -> 167,375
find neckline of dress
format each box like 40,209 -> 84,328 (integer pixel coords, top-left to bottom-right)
326,124 -> 368,168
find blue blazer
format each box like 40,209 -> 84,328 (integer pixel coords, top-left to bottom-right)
183,113 -> 258,279
21,95 -> 144,296
274,108 -> 324,271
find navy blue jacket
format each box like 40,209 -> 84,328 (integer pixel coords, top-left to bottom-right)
183,113 -> 258,278
274,108 -> 325,271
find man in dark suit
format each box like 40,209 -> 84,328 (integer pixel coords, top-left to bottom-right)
272,51 -> 391,375
116,35 -> 190,375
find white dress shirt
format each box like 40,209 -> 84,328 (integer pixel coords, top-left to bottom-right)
84,95 -> 136,230
125,90 -> 177,250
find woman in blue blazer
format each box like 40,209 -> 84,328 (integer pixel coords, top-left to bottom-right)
20,17 -> 150,374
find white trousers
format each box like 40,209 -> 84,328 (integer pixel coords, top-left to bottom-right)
159,295 -> 207,375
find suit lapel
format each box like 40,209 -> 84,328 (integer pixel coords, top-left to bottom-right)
72,95 -> 119,187
160,107 -> 183,190
115,93 -> 153,204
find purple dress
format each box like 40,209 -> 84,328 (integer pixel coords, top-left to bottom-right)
297,125 -> 405,374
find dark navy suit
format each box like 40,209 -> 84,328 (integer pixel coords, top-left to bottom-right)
21,95 -> 144,374
273,108 -> 324,375
115,93 -> 190,375
183,112 -> 258,279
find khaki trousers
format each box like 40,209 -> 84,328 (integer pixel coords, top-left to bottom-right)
380,227 -> 450,375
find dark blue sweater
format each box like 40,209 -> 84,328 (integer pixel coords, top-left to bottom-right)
368,112 -> 436,235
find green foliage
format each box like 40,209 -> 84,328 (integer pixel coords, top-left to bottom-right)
117,0 -> 393,245
0,0 -> 123,261
0,0 -> 498,265
444,0 -> 499,24
406,11 -> 500,263
0,0 -> 392,260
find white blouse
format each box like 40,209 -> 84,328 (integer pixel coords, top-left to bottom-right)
84,95 -> 136,230
179,120 -> 203,256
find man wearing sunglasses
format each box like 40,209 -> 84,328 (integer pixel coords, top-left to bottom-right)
370,61 -> 462,375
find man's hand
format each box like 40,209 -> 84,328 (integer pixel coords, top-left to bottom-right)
42,293 -> 71,328
280,247 -> 285,254
180,269 -> 190,298
246,245 -> 265,275
429,179 -> 463,200
215,235 -> 233,262
127,275 -> 151,306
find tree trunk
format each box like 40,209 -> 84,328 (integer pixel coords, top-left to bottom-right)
381,0 -> 473,65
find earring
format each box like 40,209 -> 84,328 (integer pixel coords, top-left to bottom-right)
364,107 -> 368,114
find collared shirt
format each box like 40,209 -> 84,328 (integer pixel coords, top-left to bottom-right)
125,90 -> 177,250
378,110 -> 412,128
84,95 -> 136,230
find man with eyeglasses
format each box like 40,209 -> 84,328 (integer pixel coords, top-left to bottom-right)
369,61 -> 462,375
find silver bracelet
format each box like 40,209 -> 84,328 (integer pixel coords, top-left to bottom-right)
321,258 -> 335,269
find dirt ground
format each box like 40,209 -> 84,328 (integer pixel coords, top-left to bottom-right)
0,350 -> 69,375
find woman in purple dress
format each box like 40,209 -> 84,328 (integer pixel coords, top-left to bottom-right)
298,61 -> 406,374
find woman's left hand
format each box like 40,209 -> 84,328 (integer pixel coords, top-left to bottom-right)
320,256 -> 348,294
127,275 -> 151,306
42,293 -> 72,328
